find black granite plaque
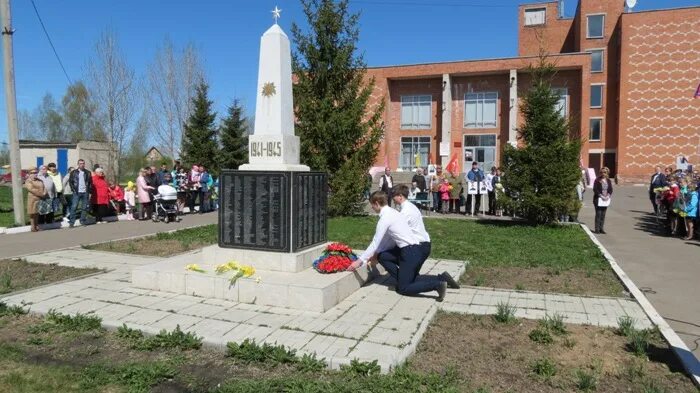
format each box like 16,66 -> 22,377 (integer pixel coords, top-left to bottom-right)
219,171 -> 290,251
292,172 -> 328,251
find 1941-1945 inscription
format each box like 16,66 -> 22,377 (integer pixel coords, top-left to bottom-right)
250,141 -> 282,158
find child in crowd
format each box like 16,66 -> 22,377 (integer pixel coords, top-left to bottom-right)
438,178 -> 450,214
124,181 -> 136,221
109,182 -> 125,215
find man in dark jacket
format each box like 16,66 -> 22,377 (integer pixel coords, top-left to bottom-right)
649,165 -> 667,214
378,167 -> 394,207
68,159 -> 93,227
411,168 -> 427,192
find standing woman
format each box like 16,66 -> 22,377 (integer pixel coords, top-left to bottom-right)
682,180 -> 698,240
24,167 -> 46,232
136,168 -> 155,220
593,167 -> 613,234
37,165 -> 56,224
91,168 -> 111,222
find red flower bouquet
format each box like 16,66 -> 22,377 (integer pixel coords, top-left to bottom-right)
313,243 -> 357,274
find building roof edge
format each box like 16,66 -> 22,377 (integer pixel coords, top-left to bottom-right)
366,52 -> 590,70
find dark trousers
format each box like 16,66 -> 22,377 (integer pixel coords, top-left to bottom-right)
466,194 -> 481,215
63,194 -> 72,217
93,204 -> 110,222
378,243 -> 438,296
188,190 -> 198,213
69,192 -> 90,225
594,207 -> 607,232
649,191 -> 658,214
488,191 -> 496,214
141,202 -> 153,220
385,190 -> 393,207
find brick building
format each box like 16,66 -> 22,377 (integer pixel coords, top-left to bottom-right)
367,0 -> 700,182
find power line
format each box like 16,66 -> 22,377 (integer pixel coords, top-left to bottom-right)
351,0 -> 512,8
29,0 -> 72,84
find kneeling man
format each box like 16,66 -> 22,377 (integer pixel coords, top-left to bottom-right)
347,191 -> 449,301
382,184 -> 459,289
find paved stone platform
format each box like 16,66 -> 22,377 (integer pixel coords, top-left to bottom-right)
1,249 -> 652,371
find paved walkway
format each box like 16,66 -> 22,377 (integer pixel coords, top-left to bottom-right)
1,249 -> 651,371
0,212 -> 217,259
579,185 -> 700,359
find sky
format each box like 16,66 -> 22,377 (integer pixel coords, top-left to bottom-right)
1,0 -> 699,145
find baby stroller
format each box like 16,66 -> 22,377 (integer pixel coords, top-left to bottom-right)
152,185 -> 181,223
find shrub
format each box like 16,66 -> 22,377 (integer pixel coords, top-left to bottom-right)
297,353 -> 326,373
628,329 -> 651,357
616,316 -> 636,337
116,324 -> 144,341
134,325 -> 202,351
341,359 -> 381,377
529,327 -> 554,344
575,369 -> 597,391
0,302 -> 27,317
541,313 -> 567,335
494,302 -> 517,324
45,310 -> 102,332
80,361 -> 176,392
532,357 -> 557,381
0,272 -> 12,294
226,339 -> 297,365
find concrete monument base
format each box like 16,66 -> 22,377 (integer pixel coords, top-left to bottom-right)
202,243 -> 326,273
131,248 -> 370,312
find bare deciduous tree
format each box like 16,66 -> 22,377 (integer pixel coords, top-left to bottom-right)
17,109 -> 38,140
88,28 -> 137,182
144,38 -> 204,162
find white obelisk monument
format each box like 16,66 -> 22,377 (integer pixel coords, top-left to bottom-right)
240,6 -> 309,172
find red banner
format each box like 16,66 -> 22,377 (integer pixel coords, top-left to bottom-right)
445,154 -> 459,175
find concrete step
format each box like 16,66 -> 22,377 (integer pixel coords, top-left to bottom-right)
131,250 -> 370,312
200,243 -> 327,273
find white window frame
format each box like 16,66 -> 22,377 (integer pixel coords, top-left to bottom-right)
524,8 -> 546,26
552,88 -> 568,118
589,118 -> 603,142
400,95 -> 432,130
399,136 -> 431,171
589,48 -> 604,73
463,134 -> 498,172
590,84 -> 604,109
464,92 -> 499,129
586,14 -> 605,39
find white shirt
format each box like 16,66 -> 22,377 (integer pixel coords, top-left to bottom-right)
408,187 -> 420,200
485,173 -> 495,192
399,200 -> 430,243
359,205 -> 419,264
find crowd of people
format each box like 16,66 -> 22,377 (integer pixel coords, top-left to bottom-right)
377,162 -> 504,216
22,159 -> 218,232
649,165 -> 699,241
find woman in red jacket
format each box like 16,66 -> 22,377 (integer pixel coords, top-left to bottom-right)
91,168 -> 111,222
109,182 -> 125,215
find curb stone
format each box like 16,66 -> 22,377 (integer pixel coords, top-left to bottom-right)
581,223 -> 700,386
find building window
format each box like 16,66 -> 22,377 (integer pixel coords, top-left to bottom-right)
464,92 -> 498,129
590,118 -> 603,141
524,8 -> 546,26
553,88 -> 568,117
590,85 -> 604,108
463,134 -> 497,171
587,14 -> 605,38
400,136 -> 430,170
401,95 -> 432,130
590,49 -> 604,72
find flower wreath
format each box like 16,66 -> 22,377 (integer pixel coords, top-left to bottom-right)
312,243 -> 358,274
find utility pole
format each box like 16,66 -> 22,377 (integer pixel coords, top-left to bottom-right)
1,0 -> 25,226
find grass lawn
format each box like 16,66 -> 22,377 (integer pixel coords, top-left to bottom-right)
0,309 -> 695,393
0,259 -> 102,295
0,186 -> 30,227
85,217 -> 624,296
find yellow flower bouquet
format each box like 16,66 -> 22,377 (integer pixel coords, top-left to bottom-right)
185,264 -> 205,273
215,261 -> 257,285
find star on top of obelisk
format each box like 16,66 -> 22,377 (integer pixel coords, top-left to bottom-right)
272,6 -> 282,24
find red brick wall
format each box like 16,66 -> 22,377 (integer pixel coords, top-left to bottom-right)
617,7 -> 700,182
518,2 -> 575,56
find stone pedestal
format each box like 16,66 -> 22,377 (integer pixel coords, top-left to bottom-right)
131,250 -> 370,312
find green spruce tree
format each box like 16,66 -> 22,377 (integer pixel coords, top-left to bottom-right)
219,99 -> 249,170
181,82 -> 219,174
501,56 -> 582,224
292,0 -> 385,216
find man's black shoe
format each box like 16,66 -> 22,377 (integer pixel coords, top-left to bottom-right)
436,282 -> 448,302
439,271 -> 460,289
